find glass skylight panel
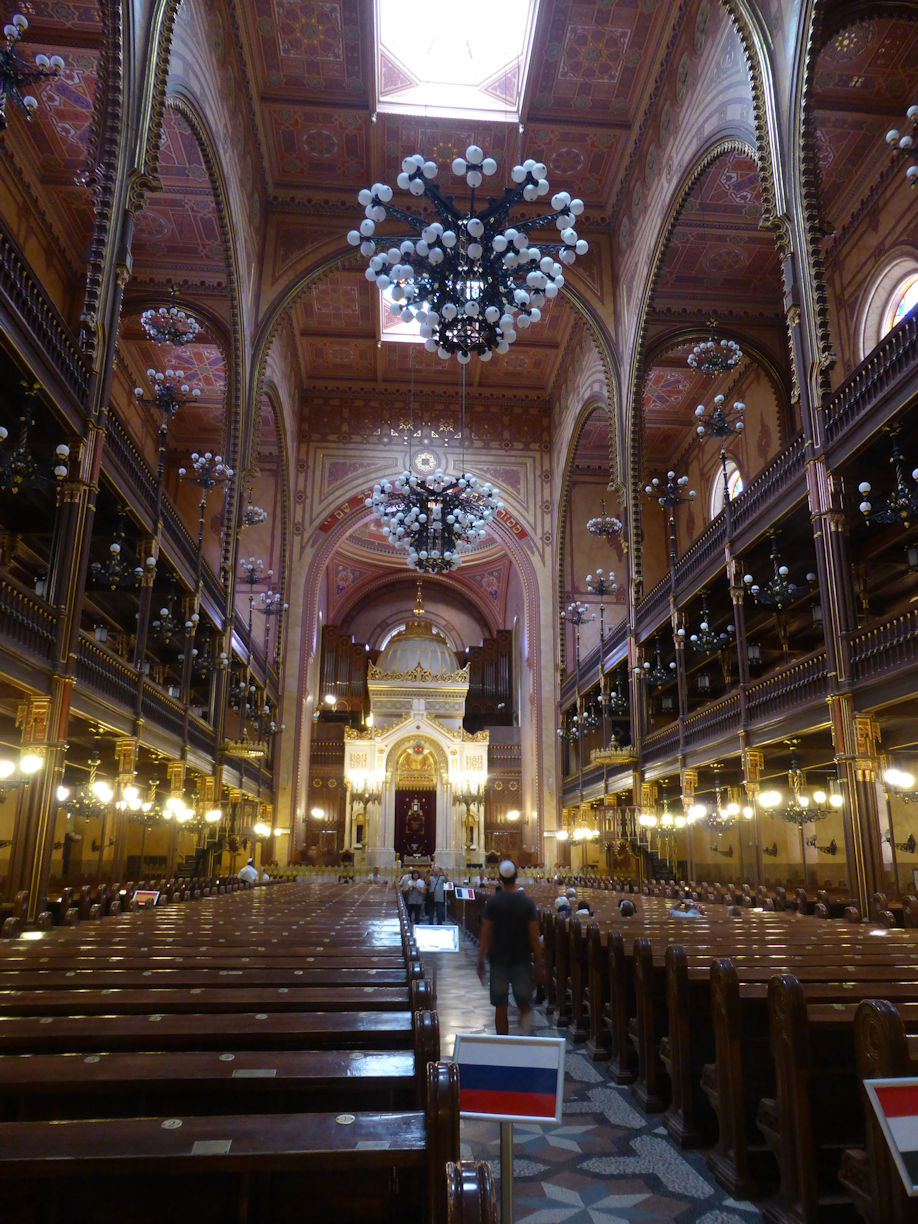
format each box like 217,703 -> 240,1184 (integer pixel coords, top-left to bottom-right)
376,0 -> 538,121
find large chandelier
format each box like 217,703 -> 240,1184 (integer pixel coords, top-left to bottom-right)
758,743 -> 843,826
0,13 -> 63,128
687,319 -> 742,375
141,286 -> 201,347
586,499 -> 622,541
368,468 -> 501,573
0,389 -> 70,494
349,146 -> 587,361
742,534 -> 815,610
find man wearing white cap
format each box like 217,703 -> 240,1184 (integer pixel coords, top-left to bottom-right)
237,858 -> 258,883
476,859 -> 544,1035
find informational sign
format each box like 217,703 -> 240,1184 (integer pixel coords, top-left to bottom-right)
865,1078 -> 918,1194
443,881 -> 455,891
133,889 -> 160,907
453,886 -> 476,900
453,1034 -> 566,1124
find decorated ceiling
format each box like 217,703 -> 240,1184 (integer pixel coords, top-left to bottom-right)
0,0 -> 912,623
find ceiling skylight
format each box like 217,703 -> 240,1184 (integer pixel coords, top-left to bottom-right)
375,0 -> 539,122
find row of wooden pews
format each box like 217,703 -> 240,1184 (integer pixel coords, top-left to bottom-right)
460,880 -> 918,1224
0,879 -> 495,1223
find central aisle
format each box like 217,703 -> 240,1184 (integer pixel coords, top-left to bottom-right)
421,926 -> 764,1224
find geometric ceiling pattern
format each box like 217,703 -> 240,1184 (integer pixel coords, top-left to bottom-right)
812,17 -> 918,234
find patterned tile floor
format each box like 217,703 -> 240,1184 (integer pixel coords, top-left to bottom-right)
419,924 -> 764,1224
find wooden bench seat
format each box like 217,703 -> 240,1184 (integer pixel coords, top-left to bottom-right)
0,984 -> 424,1016
0,1048 -> 423,1121
838,999 -> 918,1224
756,977 -> 918,1224
0,1061 -> 459,1224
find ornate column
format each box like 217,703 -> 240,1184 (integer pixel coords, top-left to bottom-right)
742,747 -> 765,888
830,707 -> 884,912
681,767 -> 698,883
5,697 -> 66,912
109,736 -> 138,882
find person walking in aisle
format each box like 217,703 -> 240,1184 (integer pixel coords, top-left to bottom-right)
403,869 -> 426,925
476,859 -> 545,1035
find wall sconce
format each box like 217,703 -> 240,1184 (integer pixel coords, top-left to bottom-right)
804,834 -> 838,855
762,842 -> 778,857
747,641 -> 761,665
310,806 -> 324,820
93,625 -> 108,644
696,672 -> 711,692
710,843 -> 734,856
506,809 -> 520,822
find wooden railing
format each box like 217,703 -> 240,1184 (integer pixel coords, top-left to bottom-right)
641,721 -> 681,763
682,692 -> 742,749
745,651 -> 827,720
0,577 -> 56,663
104,414 -> 158,524
0,228 -> 88,399
75,633 -> 139,709
140,681 -> 186,741
187,713 -> 217,757
637,574 -> 671,636
823,311 -> 918,445
849,609 -> 918,682
729,434 -> 807,537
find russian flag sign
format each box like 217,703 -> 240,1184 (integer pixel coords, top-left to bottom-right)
453,1034 -> 566,1124
865,1078 -> 918,1195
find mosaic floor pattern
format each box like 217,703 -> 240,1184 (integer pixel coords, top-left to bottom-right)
421,925 -> 764,1224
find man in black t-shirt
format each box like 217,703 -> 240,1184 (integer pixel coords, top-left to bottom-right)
476,859 -> 545,1035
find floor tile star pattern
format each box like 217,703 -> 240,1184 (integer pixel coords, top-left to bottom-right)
420,923 -> 764,1223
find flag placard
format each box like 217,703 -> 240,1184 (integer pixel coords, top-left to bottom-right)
454,886 -> 476,900
865,1078 -> 918,1195
453,1034 -> 565,1124
132,889 -> 160,907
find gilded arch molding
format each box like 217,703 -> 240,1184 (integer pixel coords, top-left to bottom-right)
797,0 -> 918,403
623,135 -> 758,582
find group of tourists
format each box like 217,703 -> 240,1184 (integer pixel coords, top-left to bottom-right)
398,863 -> 449,925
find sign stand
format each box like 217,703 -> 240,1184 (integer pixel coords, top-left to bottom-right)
500,1120 -> 513,1222
453,1034 -> 566,1224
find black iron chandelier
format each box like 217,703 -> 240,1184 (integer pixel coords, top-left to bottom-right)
695,394 -> 744,504
639,639 -> 676,687
141,286 -> 201,347
886,106 -> 918,190
686,593 -> 735,654
742,535 -> 815,610
858,433 -> 918,528
369,468 -> 501,573
0,13 -> 62,128
89,515 -> 150,590
687,319 -> 742,375
349,146 -> 588,361
586,499 -> 623,541
0,389 -> 70,495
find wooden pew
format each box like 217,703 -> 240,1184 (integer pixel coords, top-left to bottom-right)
0,1059 -> 459,1224
839,998 -> 918,1224
757,976 -> 918,1224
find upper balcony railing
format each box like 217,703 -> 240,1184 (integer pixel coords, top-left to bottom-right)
849,608 -> 918,684
823,311 -> 918,450
0,227 -> 88,402
0,576 -> 56,666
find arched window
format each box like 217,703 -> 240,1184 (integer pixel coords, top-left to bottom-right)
711,459 -> 744,517
858,254 -> 918,359
882,273 -> 918,338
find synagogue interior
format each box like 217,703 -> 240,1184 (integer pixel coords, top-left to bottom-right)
1,2 -> 918,1221
0,0 -> 915,917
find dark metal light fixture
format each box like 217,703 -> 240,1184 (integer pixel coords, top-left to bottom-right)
885,106 -> 918,189
858,434 -> 918,528
694,394 -> 745,504
0,13 -> 63,129
687,318 -> 742,375
586,498 -> 622,541
349,146 -> 588,361
141,286 -> 201,346
742,535 -> 815,610
0,389 -> 69,494
369,468 -> 501,573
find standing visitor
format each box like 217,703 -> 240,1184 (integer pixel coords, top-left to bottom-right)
428,865 -> 447,925
403,869 -> 426,925
476,859 -> 544,1035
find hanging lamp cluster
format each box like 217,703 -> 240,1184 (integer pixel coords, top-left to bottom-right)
141,287 -> 201,347
687,319 -> 742,375
349,146 -> 588,361
368,468 -> 502,574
